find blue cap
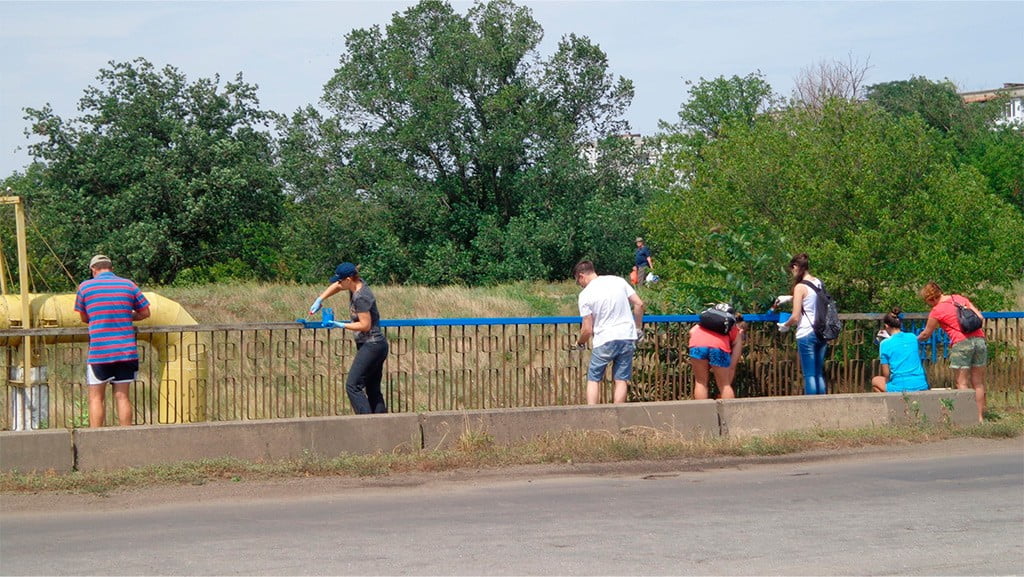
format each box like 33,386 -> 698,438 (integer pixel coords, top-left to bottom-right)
329,262 -> 357,283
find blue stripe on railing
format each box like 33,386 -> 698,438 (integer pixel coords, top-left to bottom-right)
379,311 -> 1022,327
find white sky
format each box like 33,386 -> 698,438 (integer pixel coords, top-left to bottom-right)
1,0 -> 1021,177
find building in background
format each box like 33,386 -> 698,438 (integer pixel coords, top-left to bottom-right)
960,83 -> 1024,127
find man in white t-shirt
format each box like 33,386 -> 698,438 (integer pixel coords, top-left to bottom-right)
572,260 -> 645,404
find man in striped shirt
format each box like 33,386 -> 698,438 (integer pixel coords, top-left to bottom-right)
75,255 -> 151,427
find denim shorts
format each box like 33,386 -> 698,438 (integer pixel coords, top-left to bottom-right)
949,337 -> 987,369
587,340 -> 636,382
689,347 -> 731,368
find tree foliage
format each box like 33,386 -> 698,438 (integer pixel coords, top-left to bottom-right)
279,0 -> 644,285
646,96 -> 1024,312
867,76 -> 1023,214
18,58 -> 284,287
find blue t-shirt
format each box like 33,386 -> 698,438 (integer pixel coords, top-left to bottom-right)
634,246 -> 651,268
879,332 -> 928,392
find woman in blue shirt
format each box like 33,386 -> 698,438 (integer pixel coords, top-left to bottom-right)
871,306 -> 928,393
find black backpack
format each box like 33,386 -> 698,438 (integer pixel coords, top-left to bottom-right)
800,280 -> 843,341
952,295 -> 983,333
698,303 -> 737,335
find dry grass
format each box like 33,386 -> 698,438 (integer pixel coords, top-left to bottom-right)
153,278 -> 1024,324
156,281 -> 582,324
3,411 -> 1021,495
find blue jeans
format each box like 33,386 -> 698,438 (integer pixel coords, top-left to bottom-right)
346,340 -> 389,414
797,334 -> 827,395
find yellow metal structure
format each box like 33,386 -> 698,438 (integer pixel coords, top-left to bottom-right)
0,293 -> 209,423
2,194 -> 208,425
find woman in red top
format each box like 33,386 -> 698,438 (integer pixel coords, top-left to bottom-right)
916,281 -> 987,422
688,310 -> 745,400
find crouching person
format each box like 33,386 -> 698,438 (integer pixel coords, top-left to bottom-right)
872,307 -> 928,393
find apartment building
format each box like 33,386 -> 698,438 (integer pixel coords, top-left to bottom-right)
960,82 -> 1024,127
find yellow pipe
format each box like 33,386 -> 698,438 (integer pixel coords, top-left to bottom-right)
135,293 -> 209,424
1,292 -> 209,423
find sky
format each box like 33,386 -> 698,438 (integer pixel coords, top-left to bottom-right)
1,0 -> 1021,177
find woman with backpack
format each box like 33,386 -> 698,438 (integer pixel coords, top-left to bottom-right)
916,281 -> 987,422
777,253 -> 828,395
688,305 -> 745,400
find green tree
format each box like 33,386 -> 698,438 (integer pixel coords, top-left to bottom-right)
963,125 -> 1024,213
646,97 -> 1024,312
866,76 -> 1003,148
866,77 -> 1022,214
21,58 -> 284,287
280,0 -> 644,285
642,73 -> 786,312
667,71 -> 780,143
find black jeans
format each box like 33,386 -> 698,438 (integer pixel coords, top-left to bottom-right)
346,340 -> 389,414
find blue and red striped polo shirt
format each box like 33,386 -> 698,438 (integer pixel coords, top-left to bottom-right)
74,271 -> 150,365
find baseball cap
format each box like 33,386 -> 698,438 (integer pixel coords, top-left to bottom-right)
89,254 -> 112,268
329,262 -> 357,283
635,237 -> 644,243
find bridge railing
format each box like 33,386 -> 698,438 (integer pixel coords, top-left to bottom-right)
2,313 -> 1021,429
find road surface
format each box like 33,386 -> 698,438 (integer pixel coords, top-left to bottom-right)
2,437 -> 1022,575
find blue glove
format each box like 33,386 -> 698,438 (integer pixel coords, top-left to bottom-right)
309,297 -> 323,315
330,321 -> 347,330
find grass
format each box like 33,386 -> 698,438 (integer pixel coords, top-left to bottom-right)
157,280 -> 584,324
3,409 -> 1020,496
154,277 -> 1024,325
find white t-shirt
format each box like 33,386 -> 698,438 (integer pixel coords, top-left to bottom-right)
578,275 -> 638,348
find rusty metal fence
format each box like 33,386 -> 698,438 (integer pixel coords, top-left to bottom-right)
2,313 -> 1022,430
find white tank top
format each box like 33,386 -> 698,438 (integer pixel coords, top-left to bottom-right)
797,278 -> 820,339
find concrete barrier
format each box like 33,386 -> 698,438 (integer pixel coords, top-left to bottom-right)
419,402 -> 721,451
718,394 -> 890,437
0,390 -> 988,473
717,391 -> 978,437
73,414 -> 422,472
881,389 -> 977,427
0,429 -> 73,473
420,405 -> 621,451
614,400 -> 720,439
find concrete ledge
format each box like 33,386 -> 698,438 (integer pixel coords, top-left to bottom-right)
882,389 -> 977,427
0,429 -> 73,473
719,394 -> 889,437
4,390 -> 993,473
73,414 -> 421,472
614,401 -> 720,439
420,405 -> 620,451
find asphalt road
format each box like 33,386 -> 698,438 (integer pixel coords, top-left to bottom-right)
2,437 -> 1022,576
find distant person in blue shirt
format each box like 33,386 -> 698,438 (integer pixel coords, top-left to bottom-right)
871,306 -> 928,393
632,237 -> 653,288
